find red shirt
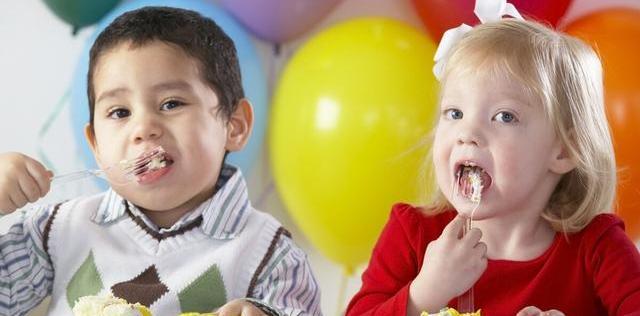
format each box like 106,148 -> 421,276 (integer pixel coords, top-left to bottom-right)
346,203 -> 640,316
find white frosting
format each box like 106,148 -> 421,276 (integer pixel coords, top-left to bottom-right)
147,156 -> 167,170
72,294 -> 143,316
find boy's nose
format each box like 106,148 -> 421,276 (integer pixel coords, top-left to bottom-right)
131,116 -> 163,143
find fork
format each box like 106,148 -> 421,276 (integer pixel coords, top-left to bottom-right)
457,205 -> 480,313
457,217 -> 475,312
51,146 -> 166,186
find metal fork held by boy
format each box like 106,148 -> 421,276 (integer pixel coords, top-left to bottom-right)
51,146 -> 165,186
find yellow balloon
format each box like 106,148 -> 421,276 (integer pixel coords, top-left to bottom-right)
270,18 -> 439,272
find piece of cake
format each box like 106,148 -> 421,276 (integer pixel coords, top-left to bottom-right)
72,294 -> 152,316
146,155 -> 167,171
421,307 -> 481,316
468,169 -> 483,203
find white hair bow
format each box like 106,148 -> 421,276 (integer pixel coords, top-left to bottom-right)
432,0 -> 524,80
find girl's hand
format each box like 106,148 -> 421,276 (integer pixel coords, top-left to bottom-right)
408,216 -> 488,312
216,299 -> 267,316
517,306 -> 565,316
0,152 -> 52,214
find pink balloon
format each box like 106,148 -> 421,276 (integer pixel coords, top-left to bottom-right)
220,0 -> 343,43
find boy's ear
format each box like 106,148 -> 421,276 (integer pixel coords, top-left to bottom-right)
225,98 -> 254,152
84,123 -> 105,167
84,123 -> 98,155
549,140 -> 576,175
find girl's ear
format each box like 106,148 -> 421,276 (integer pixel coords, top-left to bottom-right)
549,140 -> 576,175
225,99 -> 254,152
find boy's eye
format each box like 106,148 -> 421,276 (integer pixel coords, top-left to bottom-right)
494,111 -> 518,123
444,108 -> 463,120
107,108 -> 130,119
160,100 -> 184,111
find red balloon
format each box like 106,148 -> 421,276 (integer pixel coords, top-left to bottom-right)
413,0 -> 572,42
564,9 -> 640,240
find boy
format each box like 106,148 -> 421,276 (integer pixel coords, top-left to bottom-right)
0,6 -> 321,316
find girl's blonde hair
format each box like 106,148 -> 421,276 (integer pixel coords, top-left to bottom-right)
422,18 -> 616,233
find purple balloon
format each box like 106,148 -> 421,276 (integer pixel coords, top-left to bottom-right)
221,0 -> 343,43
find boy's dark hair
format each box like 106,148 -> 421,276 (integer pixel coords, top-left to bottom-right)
87,6 -> 244,125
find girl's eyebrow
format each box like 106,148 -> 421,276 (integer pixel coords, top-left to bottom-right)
500,96 -> 532,108
500,84 -> 534,107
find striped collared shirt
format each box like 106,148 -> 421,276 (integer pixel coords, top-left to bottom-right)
0,164 -> 321,316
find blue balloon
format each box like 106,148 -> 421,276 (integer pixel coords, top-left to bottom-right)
70,0 -> 267,178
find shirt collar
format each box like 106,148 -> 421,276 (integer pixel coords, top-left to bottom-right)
92,164 -> 252,240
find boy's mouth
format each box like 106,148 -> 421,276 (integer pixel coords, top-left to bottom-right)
133,151 -> 174,177
455,161 -> 492,202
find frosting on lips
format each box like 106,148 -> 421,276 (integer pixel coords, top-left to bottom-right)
127,149 -> 175,184
134,152 -> 174,177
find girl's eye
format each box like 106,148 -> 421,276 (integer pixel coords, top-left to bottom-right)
160,100 -> 184,111
494,111 -> 518,123
107,108 -> 130,119
444,108 -> 463,120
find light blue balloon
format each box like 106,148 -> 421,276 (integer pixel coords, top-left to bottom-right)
70,0 -> 267,178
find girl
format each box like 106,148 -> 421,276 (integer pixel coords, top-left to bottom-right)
346,4 -> 640,316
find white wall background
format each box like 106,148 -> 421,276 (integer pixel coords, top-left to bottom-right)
1,0 -> 639,315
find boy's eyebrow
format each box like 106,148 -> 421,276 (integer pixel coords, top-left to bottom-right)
96,87 -> 130,104
96,81 -> 195,104
151,80 -> 194,92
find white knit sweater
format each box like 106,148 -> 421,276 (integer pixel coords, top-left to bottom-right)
45,194 -> 280,316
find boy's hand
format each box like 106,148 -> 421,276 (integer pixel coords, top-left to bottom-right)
0,152 -> 52,214
216,299 -> 267,316
517,306 -> 565,316
409,216 -> 488,312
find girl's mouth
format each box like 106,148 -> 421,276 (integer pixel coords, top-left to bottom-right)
455,162 -> 492,202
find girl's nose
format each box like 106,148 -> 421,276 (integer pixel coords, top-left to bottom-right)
457,133 -> 482,146
456,121 -> 484,147
131,114 -> 163,143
